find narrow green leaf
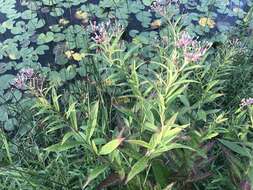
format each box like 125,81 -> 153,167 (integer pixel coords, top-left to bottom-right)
219,139 -> 250,157
51,87 -> 61,112
45,141 -> 83,152
127,140 -> 152,149
153,143 -> 193,157
0,130 -> 12,163
87,101 -> 99,143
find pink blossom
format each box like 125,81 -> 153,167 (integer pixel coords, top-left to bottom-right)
89,20 -> 123,44
11,74 -> 26,89
184,52 -> 202,62
240,98 -> 253,107
11,68 -> 34,89
240,180 -> 251,190
150,0 -> 179,15
176,31 -> 194,48
20,68 -> 34,78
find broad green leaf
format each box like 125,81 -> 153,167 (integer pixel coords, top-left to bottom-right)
152,160 -> 170,188
83,165 -> 109,189
126,156 -> 149,183
0,106 -> 8,122
0,74 -> 15,90
61,132 -> 75,145
4,118 -> 16,131
99,138 -> 124,155
163,127 -> 185,143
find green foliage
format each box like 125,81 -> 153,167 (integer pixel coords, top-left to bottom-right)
0,0 -> 253,190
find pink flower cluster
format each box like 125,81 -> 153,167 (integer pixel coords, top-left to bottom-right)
176,31 -> 212,62
150,0 -> 179,15
240,98 -> 253,107
176,31 -> 194,48
240,180 -> 251,190
90,21 -> 109,44
90,20 -> 123,44
11,68 -> 34,89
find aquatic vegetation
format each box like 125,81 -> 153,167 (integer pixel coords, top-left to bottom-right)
64,50 -> 85,61
0,0 -> 253,189
198,17 -> 216,28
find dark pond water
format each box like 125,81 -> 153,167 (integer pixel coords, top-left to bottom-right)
0,0 -> 251,72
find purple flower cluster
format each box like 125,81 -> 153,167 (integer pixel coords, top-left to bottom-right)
11,68 -> 34,89
176,31 -> 212,62
240,98 -> 253,107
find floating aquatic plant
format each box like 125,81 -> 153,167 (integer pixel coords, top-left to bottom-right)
64,50 -> 85,61
198,17 -> 216,28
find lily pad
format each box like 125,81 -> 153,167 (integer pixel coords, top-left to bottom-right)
37,32 -> 55,44
0,74 -> 15,90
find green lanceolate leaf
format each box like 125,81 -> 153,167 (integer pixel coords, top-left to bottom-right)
82,164 -> 109,189
0,130 -> 12,163
219,139 -> 251,157
51,87 -> 61,112
127,140 -> 152,149
86,101 -> 99,143
126,156 -> 149,183
153,143 -> 193,158
45,141 -> 84,152
99,138 -> 124,155
66,102 -> 78,130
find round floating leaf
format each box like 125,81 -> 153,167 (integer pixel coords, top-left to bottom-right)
36,45 -> 49,55
136,11 -> 152,28
0,106 -> 8,122
37,32 -> 54,44
50,8 -> 64,17
129,30 -> 139,37
4,118 -> 17,131
2,20 -> 14,29
0,74 -> 15,90
11,90 -> 22,103
21,10 -> 37,20
142,0 -> 153,6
